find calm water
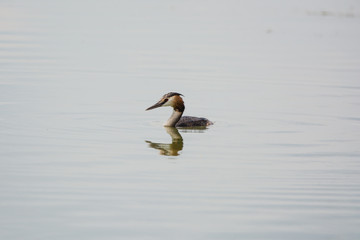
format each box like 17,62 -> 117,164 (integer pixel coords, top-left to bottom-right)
1,1 -> 360,239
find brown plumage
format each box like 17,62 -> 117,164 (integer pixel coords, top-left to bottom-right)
172,95 -> 185,112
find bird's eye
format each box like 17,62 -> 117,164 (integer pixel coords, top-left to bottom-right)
163,99 -> 168,103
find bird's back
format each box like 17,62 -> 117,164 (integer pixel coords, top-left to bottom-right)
175,116 -> 213,127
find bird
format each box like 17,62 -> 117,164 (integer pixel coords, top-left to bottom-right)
145,92 -> 213,127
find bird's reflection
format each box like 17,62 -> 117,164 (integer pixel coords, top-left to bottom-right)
146,127 -> 184,156
146,126 -> 209,156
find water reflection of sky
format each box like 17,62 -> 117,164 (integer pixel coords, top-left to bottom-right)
1,1 -> 360,240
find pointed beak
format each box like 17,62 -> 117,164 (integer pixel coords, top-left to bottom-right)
145,99 -> 166,111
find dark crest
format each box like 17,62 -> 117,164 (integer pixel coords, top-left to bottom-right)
163,92 -> 183,98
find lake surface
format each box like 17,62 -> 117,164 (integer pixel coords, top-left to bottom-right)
1,1 -> 360,239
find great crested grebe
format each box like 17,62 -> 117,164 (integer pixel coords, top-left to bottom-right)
146,92 -> 213,127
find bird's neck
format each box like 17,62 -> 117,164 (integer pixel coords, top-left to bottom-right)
164,96 -> 185,127
164,110 -> 183,127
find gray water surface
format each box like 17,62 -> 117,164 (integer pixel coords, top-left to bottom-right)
1,1 -> 360,239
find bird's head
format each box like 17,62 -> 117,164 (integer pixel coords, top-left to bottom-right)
146,92 -> 184,112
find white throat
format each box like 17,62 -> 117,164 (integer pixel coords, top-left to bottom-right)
164,110 -> 183,127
